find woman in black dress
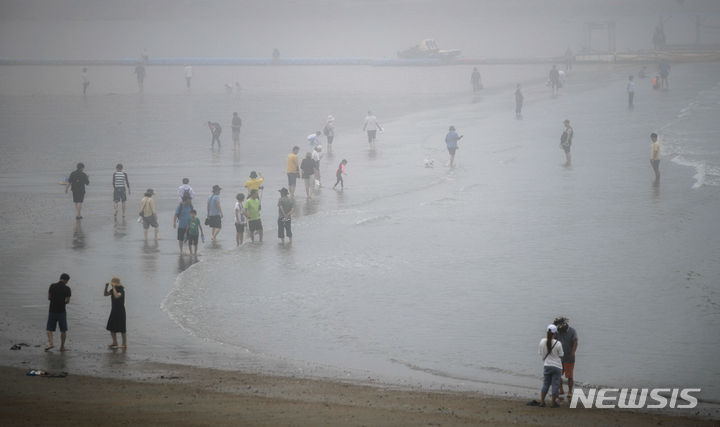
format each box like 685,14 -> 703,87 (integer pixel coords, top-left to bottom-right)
104,277 -> 126,349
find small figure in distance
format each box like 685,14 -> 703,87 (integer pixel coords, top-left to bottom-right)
184,65 -> 193,89
363,111 -> 383,151
471,67 -> 482,92
549,65 -> 561,97
650,132 -> 661,184
627,75 -> 635,109
515,84 -> 524,119
560,119 -> 574,167
445,126 -> 463,168
81,67 -> 90,96
208,121 -> 222,150
231,112 -> 242,150
323,116 -> 335,155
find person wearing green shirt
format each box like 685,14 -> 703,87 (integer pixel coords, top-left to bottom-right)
186,209 -> 205,256
244,189 -> 262,242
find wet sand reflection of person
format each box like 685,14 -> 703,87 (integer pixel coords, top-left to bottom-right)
72,219 -> 85,250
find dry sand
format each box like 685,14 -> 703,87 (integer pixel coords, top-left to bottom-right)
0,364 -> 713,426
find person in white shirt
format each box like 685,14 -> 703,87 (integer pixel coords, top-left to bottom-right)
234,193 -> 246,246
177,178 -> 195,203
307,131 -> 321,148
538,324 -> 564,408
362,111 -> 383,150
312,145 -> 323,187
184,65 -> 193,89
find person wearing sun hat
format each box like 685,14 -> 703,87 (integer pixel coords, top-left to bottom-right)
553,316 -> 578,400
537,323 -> 564,408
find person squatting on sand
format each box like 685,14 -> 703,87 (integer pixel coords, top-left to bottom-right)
104,277 -> 126,349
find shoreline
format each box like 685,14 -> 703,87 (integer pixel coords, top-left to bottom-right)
0,363 -> 715,426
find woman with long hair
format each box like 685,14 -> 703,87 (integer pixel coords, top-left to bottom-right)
538,324 -> 564,407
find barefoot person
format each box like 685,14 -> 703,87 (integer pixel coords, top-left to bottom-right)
231,112 -> 242,150
560,119 -> 574,166
66,162 -> 89,219
104,277 -> 126,349
445,126 -> 463,167
112,163 -> 131,218
244,189 -> 263,242
286,146 -> 300,198
312,145 -> 323,187
538,324 -> 564,408
363,111 -> 383,150
173,196 -> 193,254
46,273 -> 71,352
323,115 -> 335,154
206,185 -> 223,241
244,171 -> 264,196
300,152 -> 315,199
650,132 -> 661,183
186,209 -> 204,256
554,316 -> 578,401
234,193 -> 246,246
277,187 -> 295,244
333,159 -> 348,191
140,189 -> 159,241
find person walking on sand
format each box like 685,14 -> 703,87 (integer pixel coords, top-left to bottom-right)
46,273 -> 72,352
286,146 -> 300,198
307,131 -> 322,148
627,75 -> 636,109
312,145 -> 323,187
112,163 -> 131,218
363,111 -> 383,150
323,115 -> 335,154
515,84 -> 524,119
206,185 -> 223,241
140,189 -> 159,241
300,152 -> 315,199
244,189 -> 263,242
184,65 -> 193,89
659,61 -> 670,90
173,196 -> 193,254
560,119 -> 573,166
134,63 -> 146,93
549,65 -> 561,97
177,178 -> 195,203
470,67 -> 482,92
231,112 -> 242,150
186,209 -> 204,256
104,277 -> 126,349
650,132 -> 661,183
208,121 -> 222,150
445,126 -> 463,168
66,162 -> 89,220
81,67 -> 90,96
244,171 -> 264,196
234,193 -> 246,246
277,188 -> 295,244
333,159 -> 348,190
553,316 -> 578,401
538,324 -> 564,408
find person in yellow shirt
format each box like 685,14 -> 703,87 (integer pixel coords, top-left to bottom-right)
650,133 -> 660,184
286,146 -> 300,198
244,171 -> 264,196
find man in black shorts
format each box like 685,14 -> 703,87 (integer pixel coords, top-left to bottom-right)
66,162 -> 89,219
46,273 -> 72,352
112,163 -> 130,218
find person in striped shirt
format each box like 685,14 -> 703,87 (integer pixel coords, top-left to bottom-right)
112,163 -> 130,218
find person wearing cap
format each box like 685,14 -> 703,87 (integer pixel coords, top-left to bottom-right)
140,189 -> 158,241
553,316 -> 578,400
323,115 -> 335,154
286,146 -> 300,198
277,188 -> 295,244
445,126 -> 463,168
244,189 -> 262,242
206,185 -> 223,241
66,162 -> 90,220
312,145 -> 323,187
104,277 -> 126,349
244,171 -> 264,196
538,324 -> 564,408
560,119 -> 573,166
300,152 -> 315,199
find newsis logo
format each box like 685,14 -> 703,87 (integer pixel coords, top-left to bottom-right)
570,388 -> 701,409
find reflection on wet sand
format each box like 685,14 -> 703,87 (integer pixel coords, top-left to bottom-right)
72,219 -> 85,249
113,217 -> 127,240
177,254 -> 198,273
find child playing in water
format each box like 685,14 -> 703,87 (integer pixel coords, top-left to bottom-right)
333,159 -> 348,190
186,209 -> 205,256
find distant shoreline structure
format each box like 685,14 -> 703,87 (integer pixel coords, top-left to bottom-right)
2,49 -> 720,67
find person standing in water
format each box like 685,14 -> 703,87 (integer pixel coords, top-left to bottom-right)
184,65 -> 193,89
244,171 -> 264,196
208,121 -> 222,150
549,65 -> 561,97
363,111 -> 383,150
333,159 -> 348,190
286,146 -> 300,198
560,119 -> 574,166
470,67 -> 482,92
186,209 -> 204,256
659,61 -> 671,89
206,185 -> 223,241
46,273 -> 71,352
244,189 -> 263,242
650,132 -> 661,183
112,163 -> 130,218
177,178 -> 195,203
66,162 -> 89,220
134,63 -> 146,92
553,316 -> 578,401
300,152 -> 315,199
323,115 -> 335,154
515,84 -> 524,119
234,193 -> 246,246
231,112 -> 242,150
312,145 -> 323,187
626,75 -> 635,109
277,187 -> 295,244
104,277 -> 126,349
538,324 -> 564,408
307,131 -> 322,148
445,126 -> 463,168
173,196 -> 193,254
140,189 -> 159,241
81,68 -> 90,96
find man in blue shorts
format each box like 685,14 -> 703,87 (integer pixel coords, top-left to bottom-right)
46,273 -> 72,352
